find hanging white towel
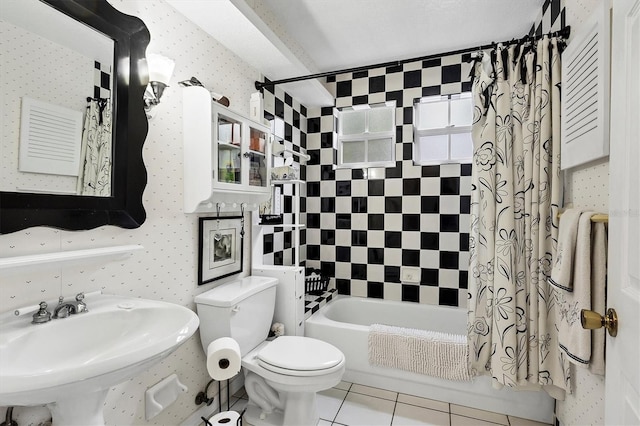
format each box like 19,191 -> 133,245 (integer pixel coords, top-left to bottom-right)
554,211 -> 596,366
549,208 -> 583,291
368,323 -> 472,381
589,222 -> 607,375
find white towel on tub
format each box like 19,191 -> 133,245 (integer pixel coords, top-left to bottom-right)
368,323 -> 472,381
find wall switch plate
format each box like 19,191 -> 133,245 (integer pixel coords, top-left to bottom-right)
401,266 -> 421,283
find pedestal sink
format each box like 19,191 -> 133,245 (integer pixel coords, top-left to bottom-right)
0,293 -> 199,425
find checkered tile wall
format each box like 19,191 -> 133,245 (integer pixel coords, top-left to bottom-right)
93,61 -> 111,99
260,84 -> 308,267
304,52 -> 474,308
531,0 -> 566,36
258,0 -> 565,307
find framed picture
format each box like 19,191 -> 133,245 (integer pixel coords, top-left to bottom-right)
198,216 -> 243,285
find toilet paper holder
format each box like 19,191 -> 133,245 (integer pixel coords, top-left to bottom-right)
202,408 -> 245,426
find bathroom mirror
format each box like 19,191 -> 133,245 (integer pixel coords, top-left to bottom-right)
0,0 -> 150,234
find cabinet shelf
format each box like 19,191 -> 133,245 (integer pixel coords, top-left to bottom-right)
218,142 -> 241,150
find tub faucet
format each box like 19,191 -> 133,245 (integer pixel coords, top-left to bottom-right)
53,293 -> 88,319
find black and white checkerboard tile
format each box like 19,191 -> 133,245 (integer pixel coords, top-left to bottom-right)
93,61 -> 111,99
261,84 -> 308,267
305,52 -> 474,308
260,0 -> 564,307
304,288 -> 337,319
531,0 -> 566,36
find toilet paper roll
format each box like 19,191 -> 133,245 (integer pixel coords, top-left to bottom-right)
206,337 -> 241,380
208,410 -> 240,425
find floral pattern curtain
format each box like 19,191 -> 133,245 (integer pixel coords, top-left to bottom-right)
467,37 -> 568,398
77,98 -> 112,196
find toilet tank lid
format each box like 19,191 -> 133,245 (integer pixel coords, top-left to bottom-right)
194,276 -> 278,308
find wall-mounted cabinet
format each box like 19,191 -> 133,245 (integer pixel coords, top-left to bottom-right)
183,86 -> 271,213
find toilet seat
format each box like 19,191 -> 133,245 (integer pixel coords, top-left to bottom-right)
257,336 -> 344,377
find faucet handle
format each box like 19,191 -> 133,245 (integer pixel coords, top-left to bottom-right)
58,295 -> 65,304
32,302 -> 51,324
75,292 -> 88,313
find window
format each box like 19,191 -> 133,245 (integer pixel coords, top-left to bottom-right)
413,93 -> 473,165
336,102 -> 396,168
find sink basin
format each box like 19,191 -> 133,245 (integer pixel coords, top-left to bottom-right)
0,293 -> 199,425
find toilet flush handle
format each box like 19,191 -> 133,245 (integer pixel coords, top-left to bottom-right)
232,305 -> 240,313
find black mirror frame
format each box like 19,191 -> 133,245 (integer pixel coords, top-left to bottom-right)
0,0 -> 150,234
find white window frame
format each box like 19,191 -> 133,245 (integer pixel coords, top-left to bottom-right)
413,93 -> 472,165
335,101 -> 396,169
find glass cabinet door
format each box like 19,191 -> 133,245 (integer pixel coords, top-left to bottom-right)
217,114 -> 242,185
248,125 -> 267,188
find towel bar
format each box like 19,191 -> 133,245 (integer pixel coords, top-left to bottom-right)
557,212 -> 608,223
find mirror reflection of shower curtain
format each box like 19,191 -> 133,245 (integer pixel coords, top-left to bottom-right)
77,98 -> 112,196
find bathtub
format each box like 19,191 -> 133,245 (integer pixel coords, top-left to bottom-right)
305,296 -> 554,423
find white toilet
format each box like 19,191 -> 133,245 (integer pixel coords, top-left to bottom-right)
195,276 -> 345,426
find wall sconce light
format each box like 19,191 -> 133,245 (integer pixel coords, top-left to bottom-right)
144,53 -> 175,117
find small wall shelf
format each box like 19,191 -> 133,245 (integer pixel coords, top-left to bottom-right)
0,244 -> 144,273
272,179 -> 304,185
258,224 -> 306,229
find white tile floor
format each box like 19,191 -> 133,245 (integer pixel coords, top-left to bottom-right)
229,381 -> 553,426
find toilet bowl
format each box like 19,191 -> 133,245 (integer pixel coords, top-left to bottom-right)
241,337 -> 345,426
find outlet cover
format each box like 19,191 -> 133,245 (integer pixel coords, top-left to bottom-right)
401,266 -> 420,283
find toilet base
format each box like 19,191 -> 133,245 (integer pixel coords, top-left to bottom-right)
243,402 -> 282,426
243,396 -> 319,426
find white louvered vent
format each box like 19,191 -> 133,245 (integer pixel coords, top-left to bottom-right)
560,2 -> 610,170
19,97 -> 83,176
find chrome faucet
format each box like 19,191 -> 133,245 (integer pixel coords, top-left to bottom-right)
32,302 -> 52,324
53,293 -> 88,319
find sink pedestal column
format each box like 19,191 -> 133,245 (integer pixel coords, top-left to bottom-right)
47,389 -> 110,426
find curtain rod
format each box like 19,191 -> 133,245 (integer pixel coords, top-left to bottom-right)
255,26 -> 570,91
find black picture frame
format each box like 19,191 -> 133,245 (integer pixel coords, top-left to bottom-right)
198,216 -> 244,285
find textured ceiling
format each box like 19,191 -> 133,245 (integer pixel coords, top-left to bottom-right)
262,0 -> 544,73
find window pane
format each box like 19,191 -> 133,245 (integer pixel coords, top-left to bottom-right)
418,134 -> 449,163
450,97 -> 473,126
368,138 -> 393,162
342,140 -> 366,163
450,132 -> 473,160
416,101 -> 448,130
340,110 -> 366,135
368,106 -> 394,133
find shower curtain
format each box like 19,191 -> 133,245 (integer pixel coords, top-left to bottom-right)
467,37 -> 568,398
77,98 -> 112,196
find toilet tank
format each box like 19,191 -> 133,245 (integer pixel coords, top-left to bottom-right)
194,276 -> 277,355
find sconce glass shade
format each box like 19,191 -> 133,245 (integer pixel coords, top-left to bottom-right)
147,53 -> 175,85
